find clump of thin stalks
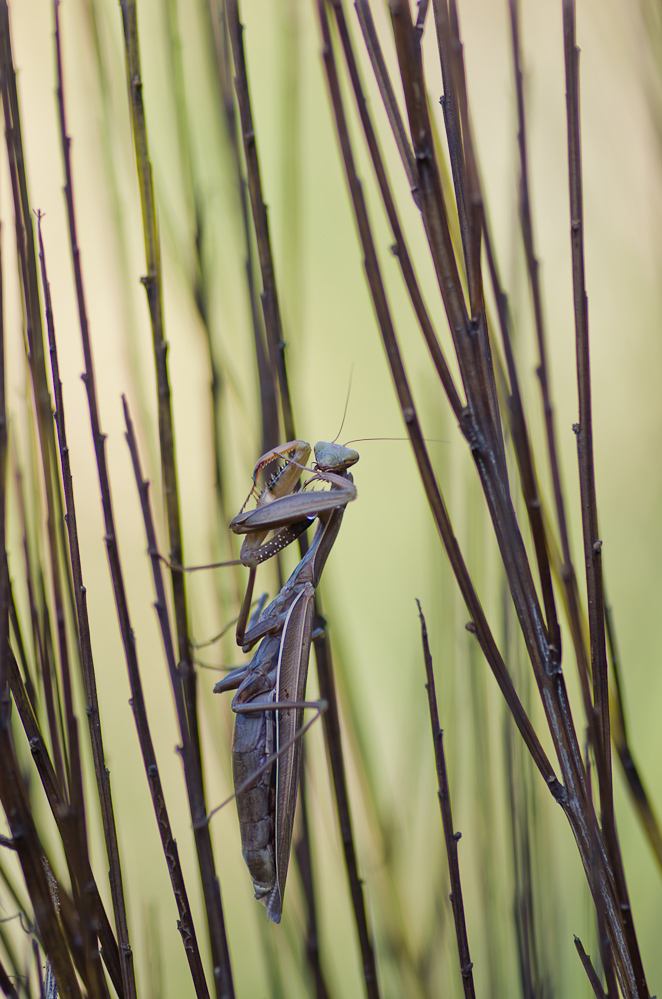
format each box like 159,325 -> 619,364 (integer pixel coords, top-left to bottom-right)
0,0 -> 659,997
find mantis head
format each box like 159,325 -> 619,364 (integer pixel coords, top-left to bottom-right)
313,441 -> 359,473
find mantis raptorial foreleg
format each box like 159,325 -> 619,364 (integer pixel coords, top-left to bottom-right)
214,440 -> 358,922
230,440 -> 357,648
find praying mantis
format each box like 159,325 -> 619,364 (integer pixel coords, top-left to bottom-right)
214,439 -> 358,923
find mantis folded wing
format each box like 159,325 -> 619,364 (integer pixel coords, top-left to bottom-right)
214,440 -> 358,922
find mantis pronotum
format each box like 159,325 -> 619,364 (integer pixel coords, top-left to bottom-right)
214,440 -> 358,922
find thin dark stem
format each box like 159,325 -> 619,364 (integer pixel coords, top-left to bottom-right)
207,0 -> 279,457
332,0 -> 464,421
563,6 -> 647,997
508,0 -> 593,737
312,622 -> 380,999
119,0 -> 202,777
482,225 -> 564,675
6,644 -> 124,997
294,751 -> 330,999
226,0 -> 296,442
417,603 -> 475,999
574,937 -> 607,999
354,0 -> 418,200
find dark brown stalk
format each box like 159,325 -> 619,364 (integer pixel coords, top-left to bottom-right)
207,0 -> 279,457
441,0 -> 504,455
563,5 -> 647,996
0,732 -> 82,999
332,0 -> 464,421
294,749 -> 330,999
119,5 -> 234,995
317,0 -> 558,797
424,0 -> 504,473
574,937 -> 607,999
225,0 -> 295,441
354,0 -> 418,198
119,0 -> 202,774
6,643 -> 124,997
417,603 -> 475,999
311,625 -> 380,999
482,225 -> 565,690
508,0 -> 592,734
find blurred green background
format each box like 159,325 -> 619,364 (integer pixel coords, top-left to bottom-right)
2,0 -> 661,996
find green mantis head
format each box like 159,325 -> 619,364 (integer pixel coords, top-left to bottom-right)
313,441 -> 359,473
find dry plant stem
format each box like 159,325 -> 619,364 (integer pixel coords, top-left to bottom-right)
563,6 -> 647,996
482,226 -> 564,676
332,0 -> 464,421
226,0 -> 295,441
162,0 -> 233,521
38,213 -> 127,999
574,937 -> 608,999
294,749 -> 330,999
354,0 -> 418,197
563,2 -> 615,772
311,624 -> 380,999
429,0 -> 505,474
317,0 -> 557,795
207,0 -> 279,456
6,645 -> 124,998
507,0 -> 592,724
417,604 -> 475,999
562,0 -> 610,809
119,6 -> 234,995
0,731 -> 82,999
119,0 -> 201,774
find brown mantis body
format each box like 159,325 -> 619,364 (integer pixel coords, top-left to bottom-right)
214,440 -> 358,922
